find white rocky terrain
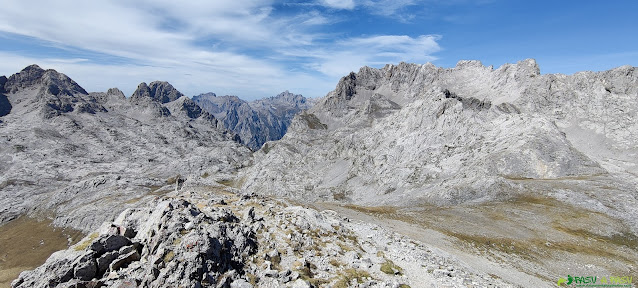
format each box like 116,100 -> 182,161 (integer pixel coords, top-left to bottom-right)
0,65 -> 251,231
193,91 -> 314,150
240,59 -> 638,282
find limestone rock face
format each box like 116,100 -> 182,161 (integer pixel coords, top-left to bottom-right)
241,60 -> 638,232
0,65 -> 251,231
193,91 -> 314,150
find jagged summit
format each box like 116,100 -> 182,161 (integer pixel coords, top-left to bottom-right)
0,65 -> 104,118
130,81 -> 184,104
5,64 -> 88,96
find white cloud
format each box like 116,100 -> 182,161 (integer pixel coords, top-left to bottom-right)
362,0 -> 416,15
320,0 -> 356,10
0,1 -> 442,99
360,0 -> 421,22
283,34 -> 441,77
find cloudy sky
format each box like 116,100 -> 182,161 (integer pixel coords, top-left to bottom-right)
1,1 -> 637,99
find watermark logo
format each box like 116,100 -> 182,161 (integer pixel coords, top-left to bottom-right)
557,275 -> 633,287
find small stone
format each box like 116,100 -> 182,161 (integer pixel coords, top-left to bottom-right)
109,250 -> 141,272
262,269 -> 278,278
230,278 -> 253,288
91,235 -> 131,254
96,251 -> 119,275
433,269 -> 452,278
290,279 -> 311,288
73,253 -> 97,281
244,207 -> 255,222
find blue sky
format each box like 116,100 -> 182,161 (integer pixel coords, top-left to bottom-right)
1,1 -> 637,100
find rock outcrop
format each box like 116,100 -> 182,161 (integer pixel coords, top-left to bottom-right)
13,186 -> 513,288
193,91 -> 314,150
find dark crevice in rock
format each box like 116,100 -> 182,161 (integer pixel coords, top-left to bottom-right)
443,89 -> 492,111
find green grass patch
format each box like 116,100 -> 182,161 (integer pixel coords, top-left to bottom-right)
163,250 -> 175,263
74,232 -> 98,251
380,259 -> 403,275
333,269 -> 371,288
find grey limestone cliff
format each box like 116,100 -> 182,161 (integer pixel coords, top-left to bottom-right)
193,91 -> 314,150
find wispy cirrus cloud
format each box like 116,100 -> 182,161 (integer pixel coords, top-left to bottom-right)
0,0 -> 442,99
319,0 -> 356,10
314,0 -> 421,21
282,35 -> 441,77
361,0 -> 419,17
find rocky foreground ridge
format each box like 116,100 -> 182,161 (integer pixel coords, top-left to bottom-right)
12,182 -> 512,288
193,91 -> 314,151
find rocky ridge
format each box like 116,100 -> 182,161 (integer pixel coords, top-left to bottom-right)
193,91 -> 314,150
0,65 -> 251,231
13,182 -> 512,288
240,59 -> 638,230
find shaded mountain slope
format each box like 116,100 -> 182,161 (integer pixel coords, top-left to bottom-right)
193,91 -> 314,150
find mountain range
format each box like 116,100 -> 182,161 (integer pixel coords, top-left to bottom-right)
0,65 -> 251,231
1,60 -> 637,287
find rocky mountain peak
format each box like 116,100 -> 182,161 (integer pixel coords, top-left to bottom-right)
193,92 -> 216,99
106,88 -> 125,99
335,72 -> 357,101
166,96 -> 210,120
272,90 -> 301,101
253,90 -> 310,109
4,64 -> 88,96
455,59 -> 486,69
130,81 -> 183,104
494,58 -> 541,78
0,63 -> 252,232
242,60 -> 638,220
